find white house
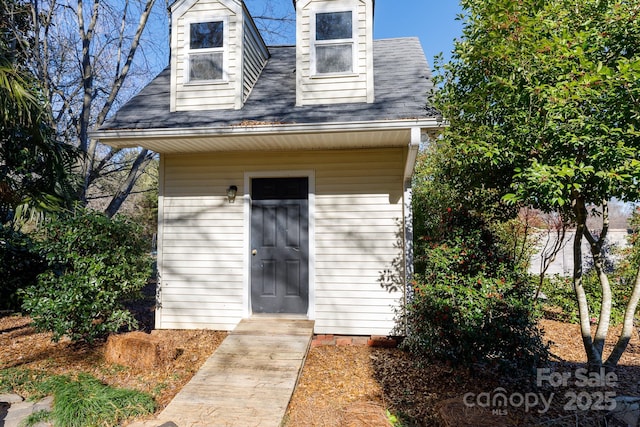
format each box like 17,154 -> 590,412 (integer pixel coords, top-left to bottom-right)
93,0 -> 442,336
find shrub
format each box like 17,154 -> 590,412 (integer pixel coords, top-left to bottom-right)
541,273 -> 631,325
401,210 -> 549,371
0,226 -> 46,311
403,271 -> 548,371
21,208 -> 152,343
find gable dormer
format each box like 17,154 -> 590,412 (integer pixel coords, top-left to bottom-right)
294,0 -> 374,106
170,0 -> 268,112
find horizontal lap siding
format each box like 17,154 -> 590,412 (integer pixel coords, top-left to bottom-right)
296,1 -> 372,105
314,151 -> 404,335
242,9 -> 268,102
159,153 -> 245,329
174,0 -> 240,111
158,148 -> 405,335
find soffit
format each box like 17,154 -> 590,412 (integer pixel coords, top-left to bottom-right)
100,127 -> 418,154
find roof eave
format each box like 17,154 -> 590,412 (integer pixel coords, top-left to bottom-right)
91,118 -> 444,153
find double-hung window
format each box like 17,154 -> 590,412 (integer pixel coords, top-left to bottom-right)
313,10 -> 354,75
187,20 -> 225,82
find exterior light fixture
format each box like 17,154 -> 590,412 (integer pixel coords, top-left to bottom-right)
227,185 -> 238,203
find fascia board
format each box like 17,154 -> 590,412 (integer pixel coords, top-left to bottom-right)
92,118 -> 443,141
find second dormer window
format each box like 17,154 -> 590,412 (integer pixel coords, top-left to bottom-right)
314,11 -> 354,74
188,21 -> 224,82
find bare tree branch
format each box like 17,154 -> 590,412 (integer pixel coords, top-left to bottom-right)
104,149 -> 154,217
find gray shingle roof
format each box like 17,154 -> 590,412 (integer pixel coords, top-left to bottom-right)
100,37 -> 437,131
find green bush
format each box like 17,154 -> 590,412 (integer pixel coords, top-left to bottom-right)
401,210 -> 548,371
21,208 -> 152,343
0,226 -> 46,311
541,273 -> 631,325
541,208 -> 640,325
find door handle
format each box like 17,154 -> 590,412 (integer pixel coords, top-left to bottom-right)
252,249 -> 258,256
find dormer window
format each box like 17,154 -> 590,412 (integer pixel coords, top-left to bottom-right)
313,10 -> 354,75
186,19 -> 226,82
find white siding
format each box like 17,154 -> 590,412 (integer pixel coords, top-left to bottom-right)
295,0 -> 374,106
157,148 -> 406,335
170,0 -> 243,111
242,8 -> 269,102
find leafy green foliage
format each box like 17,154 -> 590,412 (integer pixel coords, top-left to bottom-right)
435,0 -> 640,367
436,0 -> 640,215
0,368 -> 155,427
0,225 -> 45,310
402,209 -> 548,370
616,207 -> 640,288
412,138 -> 517,247
21,208 -> 152,343
542,273 -> 631,325
0,0 -> 78,225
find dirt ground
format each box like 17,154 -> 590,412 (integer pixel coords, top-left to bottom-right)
286,319 -> 640,427
0,314 -> 227,408
1,314 -> 639,426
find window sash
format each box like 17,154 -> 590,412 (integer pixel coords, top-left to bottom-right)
313,10 -> 354,75
189,52 -> 223,81
186,20 -> 225,83
190,21 -> 223,49
315,43 -> 353,74
316,11 -> 352,41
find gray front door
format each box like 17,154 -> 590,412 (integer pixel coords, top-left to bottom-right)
251,178 -> 309,314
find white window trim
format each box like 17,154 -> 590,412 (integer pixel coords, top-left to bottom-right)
183,14 -> 229,85
310,5 -> 358,77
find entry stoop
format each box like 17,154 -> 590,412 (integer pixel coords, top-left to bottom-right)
137,318 -> 314,427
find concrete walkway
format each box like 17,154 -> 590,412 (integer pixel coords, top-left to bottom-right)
0,394 -> 53,427
129,318 -> 314,427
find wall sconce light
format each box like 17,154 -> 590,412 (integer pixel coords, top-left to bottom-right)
226,185 -> 238,203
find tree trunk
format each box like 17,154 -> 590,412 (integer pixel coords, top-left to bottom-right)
572,195 -> 601,367
606,262 -> 640,367
583,201 -> 611,359
104,149 -> 153,218
76,0 -> 101,203
31,0 -> 158,214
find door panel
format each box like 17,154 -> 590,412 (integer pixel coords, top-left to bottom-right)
251,178 -> 309,314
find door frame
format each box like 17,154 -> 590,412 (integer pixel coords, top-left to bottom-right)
243,170 -> 316,319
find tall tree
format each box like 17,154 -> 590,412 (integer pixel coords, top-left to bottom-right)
24,0 -> 164,217
436,0 -> 640,368
24,0 -> 295,217
0,0 -> 76,225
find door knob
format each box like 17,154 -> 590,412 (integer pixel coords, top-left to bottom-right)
252,249 -> 258,256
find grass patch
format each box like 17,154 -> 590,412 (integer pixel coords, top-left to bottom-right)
0,368 -> 155,427
24,410 -> 52,426
0,368 -> 50,398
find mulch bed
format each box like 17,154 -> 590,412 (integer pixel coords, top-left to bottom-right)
286,319 -> 640,426
2,313 -> 639,426
0,315 -> 226,408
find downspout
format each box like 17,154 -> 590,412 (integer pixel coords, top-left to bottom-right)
155,155 -> 166,330
403,128 -> 421,182
400,128 -> 421,335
